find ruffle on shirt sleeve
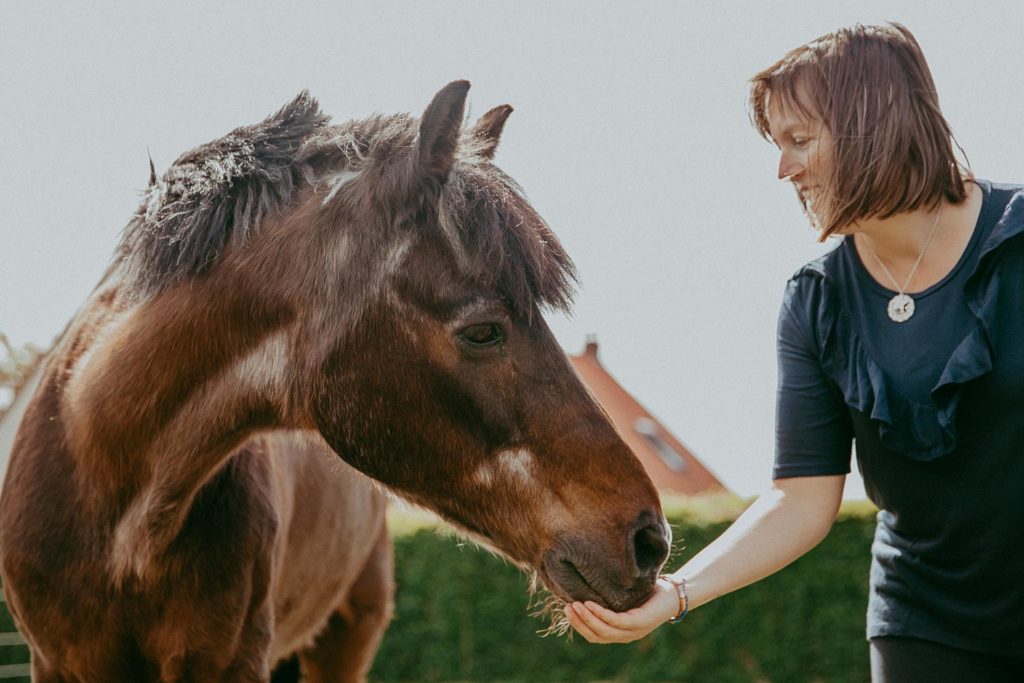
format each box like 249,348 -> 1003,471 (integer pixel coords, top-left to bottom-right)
797,189 -> 1024,462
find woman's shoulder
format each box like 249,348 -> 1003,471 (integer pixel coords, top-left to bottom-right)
975,179 -> 1024,265
985,179 -> 1024,197
783,241 -> 846,304
977,178 -> 1023,219
779,244 -> 846,343
791,249 -> 837,280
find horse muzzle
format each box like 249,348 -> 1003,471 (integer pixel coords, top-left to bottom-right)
541,510 -> 671,611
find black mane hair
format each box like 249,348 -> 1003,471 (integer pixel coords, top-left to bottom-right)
118,91 -> 329,299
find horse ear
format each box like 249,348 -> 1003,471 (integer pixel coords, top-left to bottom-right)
418,80 -> 470,182
147,151 -> 158,188
472,105 -> 513,160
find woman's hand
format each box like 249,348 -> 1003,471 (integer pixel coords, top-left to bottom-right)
565,476 -> 845,644
564,577 -> 681,643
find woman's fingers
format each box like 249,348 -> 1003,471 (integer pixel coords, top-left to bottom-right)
582,600 -> 642,629
564,604 -> 603,642
566,602 -> 622,642
564,602 -> 642,643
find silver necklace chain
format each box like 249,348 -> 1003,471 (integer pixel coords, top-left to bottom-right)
863,205 -> 943,323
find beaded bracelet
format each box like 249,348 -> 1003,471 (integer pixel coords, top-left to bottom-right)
660,574 -> 689,623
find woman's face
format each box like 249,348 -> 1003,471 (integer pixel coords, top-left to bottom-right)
766,89 -> 833,209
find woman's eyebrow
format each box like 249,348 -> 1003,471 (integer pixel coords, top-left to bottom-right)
771,124 -> 804,143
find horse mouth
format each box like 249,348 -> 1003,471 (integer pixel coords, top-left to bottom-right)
541,558 -> 606,606
539,554 -> 653,612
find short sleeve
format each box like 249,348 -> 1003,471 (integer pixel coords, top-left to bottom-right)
774,278 -> 854,479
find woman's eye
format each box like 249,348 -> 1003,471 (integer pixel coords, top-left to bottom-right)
793,137 -> 810,148
459,323 -> 504,348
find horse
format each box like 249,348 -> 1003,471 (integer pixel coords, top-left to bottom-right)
0,81 -> 671,682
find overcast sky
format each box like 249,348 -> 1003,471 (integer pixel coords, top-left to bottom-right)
2,1 -> 1022,499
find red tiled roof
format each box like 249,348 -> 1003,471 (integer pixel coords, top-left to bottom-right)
568,339 -> 727,496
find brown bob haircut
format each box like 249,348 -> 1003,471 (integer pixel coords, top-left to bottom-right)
749,23 -> 971,240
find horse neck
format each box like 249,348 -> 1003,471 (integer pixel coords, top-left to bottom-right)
59,275 -> 298,582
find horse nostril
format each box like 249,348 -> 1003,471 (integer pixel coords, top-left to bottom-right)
632,521 -> 670,576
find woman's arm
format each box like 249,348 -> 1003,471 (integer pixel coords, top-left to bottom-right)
565,474 -> 845,643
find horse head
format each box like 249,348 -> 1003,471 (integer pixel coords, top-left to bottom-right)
118,82 -> 670,612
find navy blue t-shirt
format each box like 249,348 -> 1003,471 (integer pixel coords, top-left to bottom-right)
774,180 -> 1024,656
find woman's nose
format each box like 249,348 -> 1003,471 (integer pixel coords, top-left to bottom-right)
778,153 -> 803,181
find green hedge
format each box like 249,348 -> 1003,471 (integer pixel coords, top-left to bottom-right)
0,496 -> 878,682
372,496 -> 878,682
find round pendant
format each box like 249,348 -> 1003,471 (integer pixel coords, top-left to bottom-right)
887,293 -> 915,322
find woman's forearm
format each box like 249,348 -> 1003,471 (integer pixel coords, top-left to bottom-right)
671,474 -> 845,612
564,475 -> 846,643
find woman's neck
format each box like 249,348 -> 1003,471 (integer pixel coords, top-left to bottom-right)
850,182 -> 983,293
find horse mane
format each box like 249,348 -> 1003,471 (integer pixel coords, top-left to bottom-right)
117,90 -> 576,314
117,91 -> 329,299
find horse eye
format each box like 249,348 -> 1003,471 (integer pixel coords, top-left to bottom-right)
458,323 -> 504,348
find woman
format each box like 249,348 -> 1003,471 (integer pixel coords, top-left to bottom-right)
566,23 -> 1024,681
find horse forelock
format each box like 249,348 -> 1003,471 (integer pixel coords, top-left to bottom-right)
306,114 -> 578,317
117,90 -> 330,300
437,162 -> 577,317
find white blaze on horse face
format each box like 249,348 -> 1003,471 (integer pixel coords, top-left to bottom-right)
473,448 -> 538,488
498,449 -> 536,484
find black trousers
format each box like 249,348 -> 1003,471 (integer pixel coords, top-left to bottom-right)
870,637 -> 1024,683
